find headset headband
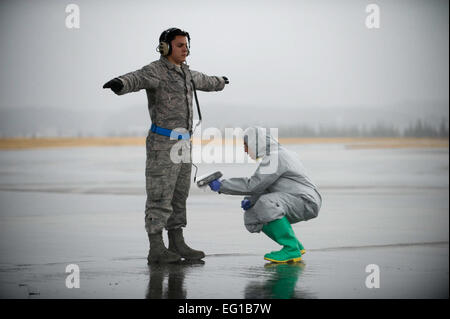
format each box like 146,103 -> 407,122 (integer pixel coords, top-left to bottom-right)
161,28 -> 190,45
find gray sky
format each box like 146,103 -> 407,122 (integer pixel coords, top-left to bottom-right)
0,0 -> 448,122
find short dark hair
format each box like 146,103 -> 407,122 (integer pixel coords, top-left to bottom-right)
159,28 -> 190,45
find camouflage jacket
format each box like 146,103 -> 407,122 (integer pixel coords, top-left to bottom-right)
117,56 -> 226,150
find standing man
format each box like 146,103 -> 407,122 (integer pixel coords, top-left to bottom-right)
103,28 -> 229,263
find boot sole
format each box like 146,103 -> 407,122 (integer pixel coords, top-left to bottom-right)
147,253 -> 182,264
183,255 -> 205,260
168,248 -> 205,260
264,256 -> 302,263
267,249 -> 306,256
147,258 -> 181,264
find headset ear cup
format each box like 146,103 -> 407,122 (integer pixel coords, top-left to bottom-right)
159,42 -> 170,56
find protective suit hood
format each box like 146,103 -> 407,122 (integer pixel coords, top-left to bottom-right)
243,126 -> 279,160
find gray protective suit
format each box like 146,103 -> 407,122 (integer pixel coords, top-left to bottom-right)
219,127 -> 322,233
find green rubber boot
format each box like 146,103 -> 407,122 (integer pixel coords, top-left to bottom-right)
262,217 -> 302,263
263,217 -> 306,256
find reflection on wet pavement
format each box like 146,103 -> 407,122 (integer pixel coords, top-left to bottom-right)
244,262 -> 307,299
145,260 -> 309,299
146,260 -> 205,299
0,243 -> 448,298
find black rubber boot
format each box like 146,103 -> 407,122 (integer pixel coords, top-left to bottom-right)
168,228 -> 205,260
147,232 -> 182,264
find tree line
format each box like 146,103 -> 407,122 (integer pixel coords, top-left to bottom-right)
277,119 -> 449,138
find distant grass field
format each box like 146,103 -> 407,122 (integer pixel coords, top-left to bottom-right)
0,137 -> 448,150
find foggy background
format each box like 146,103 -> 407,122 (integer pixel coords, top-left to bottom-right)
0,0 -> 448,137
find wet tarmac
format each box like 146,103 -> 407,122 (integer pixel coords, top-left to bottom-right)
1,243 -> 447,299
0,144 -> 448,298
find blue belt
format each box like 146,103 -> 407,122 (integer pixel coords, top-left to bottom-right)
150,124 -> 190,140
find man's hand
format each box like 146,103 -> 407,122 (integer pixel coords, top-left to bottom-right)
222,76 -> 229,84
241,199 -> 252,211
208,179 -> 222,192
103,78 -> 124,94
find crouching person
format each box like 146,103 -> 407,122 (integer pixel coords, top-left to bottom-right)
208,127 -> 322,263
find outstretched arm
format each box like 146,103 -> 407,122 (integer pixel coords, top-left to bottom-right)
218,155 -> 285,196
190,70 -> 228,92
103,64 -> 160,95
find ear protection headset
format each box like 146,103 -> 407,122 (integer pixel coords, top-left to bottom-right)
157,27 -> 191,57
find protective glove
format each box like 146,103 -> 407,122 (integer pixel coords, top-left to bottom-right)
222,76 -> 229,84
241,199 -> 252,211
103,78 -> 124,94
208,179 -> 222,192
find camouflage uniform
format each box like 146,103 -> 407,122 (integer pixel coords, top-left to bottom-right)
117,56 -> 226,234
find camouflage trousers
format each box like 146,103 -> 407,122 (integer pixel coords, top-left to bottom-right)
144,138 -> 192,235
